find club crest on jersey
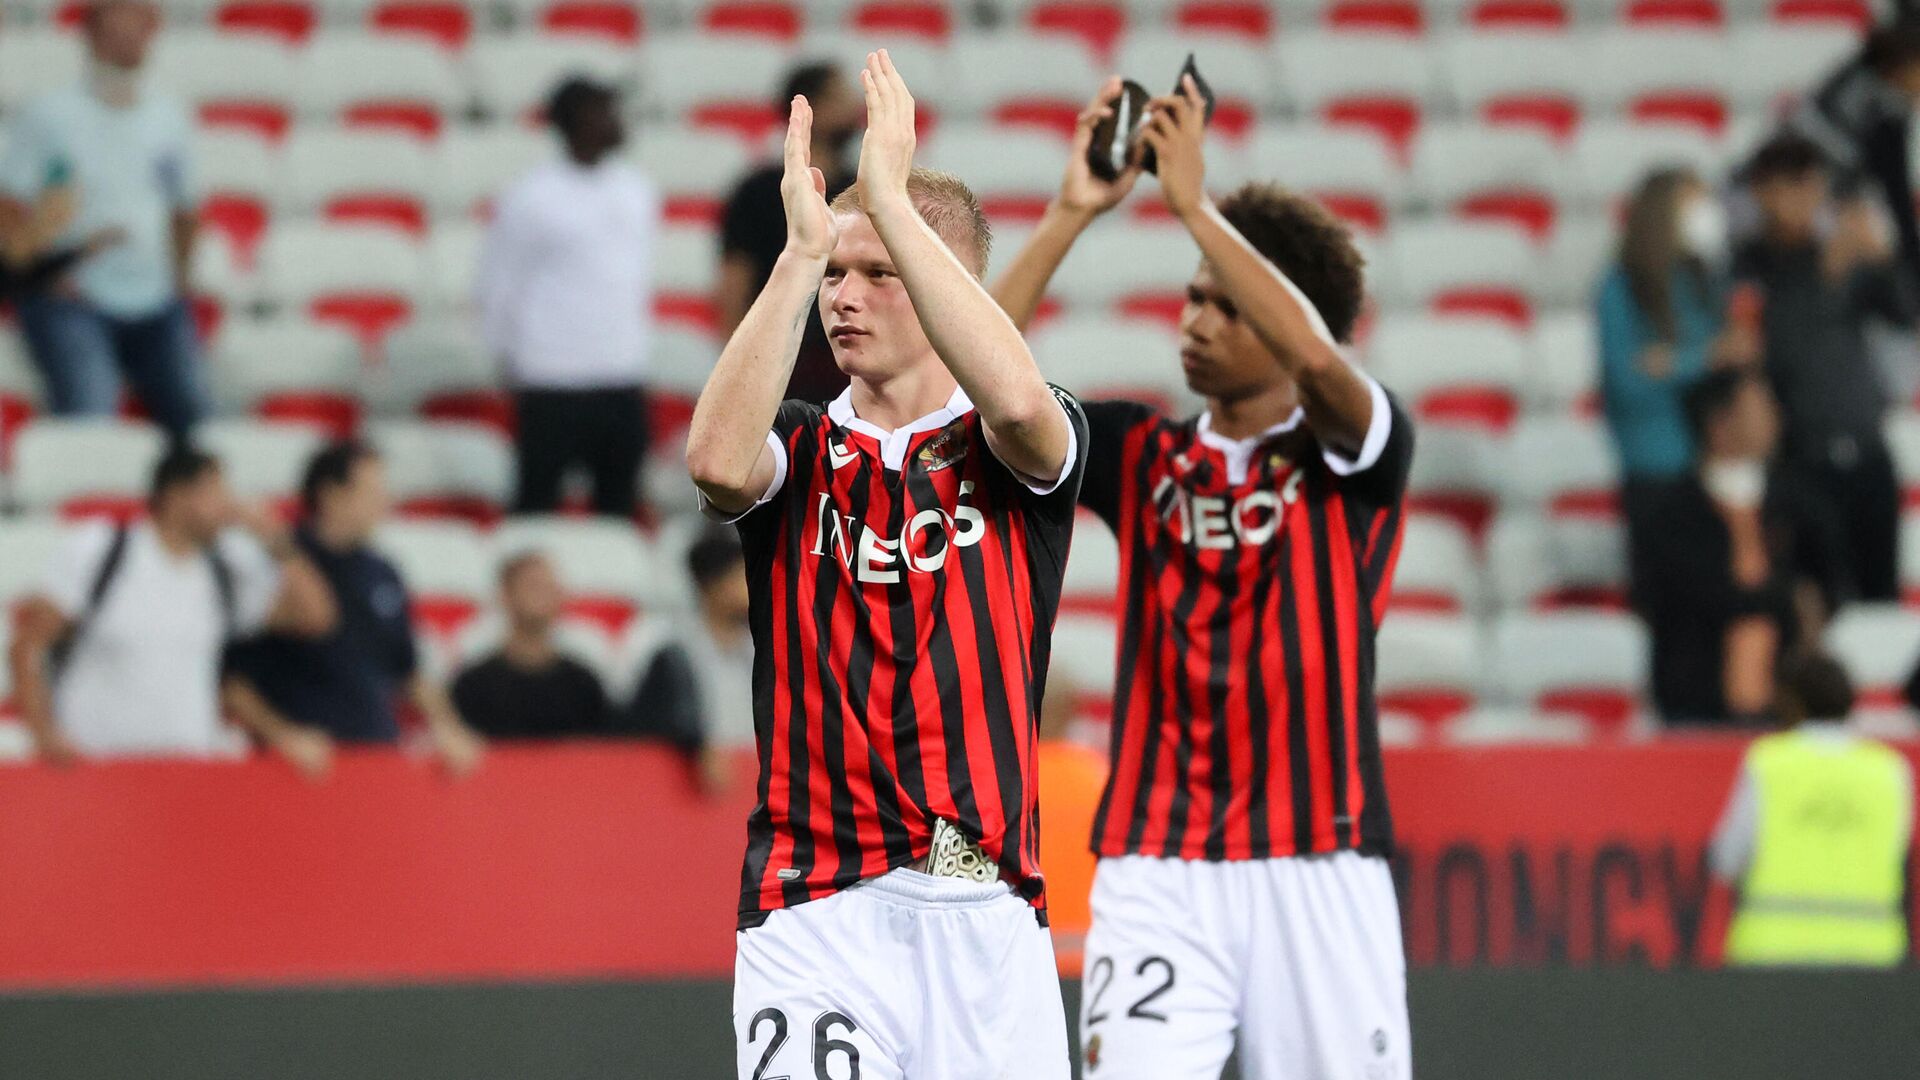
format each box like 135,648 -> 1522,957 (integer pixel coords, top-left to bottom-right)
811,481 -> 987,582
915,421 -> 970,473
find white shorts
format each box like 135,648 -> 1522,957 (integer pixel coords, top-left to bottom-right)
733,868 -> 1072,1080
1078,852 -> 1410,1080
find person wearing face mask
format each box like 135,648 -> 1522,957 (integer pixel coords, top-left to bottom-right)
1734,134 -> 1917,604
0,0 -> 207,440
1633,368 -> 1850,727
715,62 -> 863,403
1598,168 -> 1760,583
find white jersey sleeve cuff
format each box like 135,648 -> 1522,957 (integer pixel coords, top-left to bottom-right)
697,430 -> 789,524
1321,374 -> 1393,477
1007,396 -> 1081,496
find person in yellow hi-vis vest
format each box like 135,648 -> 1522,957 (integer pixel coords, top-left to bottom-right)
1709,652 -> 1914,967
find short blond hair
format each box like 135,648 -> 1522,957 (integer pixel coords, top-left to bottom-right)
830,167 -> 993,278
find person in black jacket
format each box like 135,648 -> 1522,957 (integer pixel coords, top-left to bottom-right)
1635,368 -> 1850,727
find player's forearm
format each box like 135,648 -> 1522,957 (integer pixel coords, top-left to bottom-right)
687,248 -> 821,497
1181,200 -> 1374,451
867,199 -> 1068,474
989,201 -> 1094,331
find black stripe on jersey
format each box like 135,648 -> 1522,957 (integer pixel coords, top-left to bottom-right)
1156,544 -> 1211,857
1309,494 -> 1353,850
837,456 -> 916,872
1240,537 -> 1278,856
953,502 -> 1025,872
1202,544 -> 1241,860
1278,538 -> 1315,855
781,445 -> 822,909
814,454 -> 872,885
1118,437 -> 1169,852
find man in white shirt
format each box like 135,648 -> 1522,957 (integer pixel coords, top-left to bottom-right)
0,0 -> 206,439
475,77 -> 660,517
6,446 -> 336,762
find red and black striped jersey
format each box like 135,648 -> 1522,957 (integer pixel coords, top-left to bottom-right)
720,385 -> 1089,930
1079,383 -> 1414,862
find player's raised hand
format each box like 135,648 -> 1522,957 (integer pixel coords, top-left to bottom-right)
1139,74 -> 1209,221
781,94 -> 838,261
1061,77 -> 1143,217
856,49 -> 916,212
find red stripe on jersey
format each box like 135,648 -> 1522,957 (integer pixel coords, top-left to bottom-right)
1258,536 -> 1297,849
1095,425 -> 1157,854
1221,533 -> 1261,857
1289,496 -> 1336,850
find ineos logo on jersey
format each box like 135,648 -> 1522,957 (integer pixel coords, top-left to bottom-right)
1152,470 -> 1307,550
811,481 -> 987,582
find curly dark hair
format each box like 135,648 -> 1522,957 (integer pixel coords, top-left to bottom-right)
1214,182 -> 1368,345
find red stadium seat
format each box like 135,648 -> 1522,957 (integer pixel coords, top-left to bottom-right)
1465,0 -> 1571,27
1314,193 -> 1389,234
542,1 -> 645,42
1172,0 -> 1273,38
1481,98 -> 1581,143
1322,99 -> 1423,158
1628,93 -> 1727,134
0,396 -> 34,468
198,102 -> 293,142
1622,0 -> 1724,26
341,102 -> 445,140
700,1 -> 803,41
322,196 -> 428,238
214,1 -> 316,43
849,0 -> 952,40
412,596 -> 481,638
1772,0 -> 1871,28
200,194 -> 270,265
60,496 -> 149,522
562,596 -> 640,637
255,393 -> 363,439
1457,192 -> 1558,241
371,1 -> 474,48
310,297 -> 415,349
1326,0 -> 1424,34
1027,1 -> 1129,56
419,390 -> 515,437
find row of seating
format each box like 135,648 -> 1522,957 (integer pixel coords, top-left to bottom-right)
0,25 -> 1856,147
0,0 -> 1875,51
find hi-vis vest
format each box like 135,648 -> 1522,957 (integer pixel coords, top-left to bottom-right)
1725,731 -> 1911,967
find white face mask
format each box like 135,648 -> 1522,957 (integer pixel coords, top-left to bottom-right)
1679,197 -> 1728,260
1703,459 -> 1767,509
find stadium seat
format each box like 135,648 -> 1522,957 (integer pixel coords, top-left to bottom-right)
1051,611 -> 1119,719
1770,0 -> 1872,29
454,610 -> 631,688
213,0 -> 320,43
1587,27 -> 1733,134
373,518 -> 493,637
1568,120 -> 1723,209
260,222 -> 427,345
1376,709 -> 1425,748
791,35 -> 955,131
1825,604 -> 1920,707
948,33 -> 1105,138
1502,414 -> 1618,515
1527,309 -> 1601,415
647,325 -> 718,434
211,316 -> 367,435
294,32 -> 464,138
1388,513 -> 1481,614
1890,409 -> 1920,507
1902,511 -> 1920,608
367,419 -> 514,523
1238,124 -> 1402,233
378,317 -> 507,430
501,0 -> 646,43
1380,220 -> 1540,326
433,126 -> 555,220
636,127 -> 755,224
466,35 -> 633,122
1617,0 -> 1725,27
195,419 -> 328,505
1405,422 -> 1504,538
0,514 -> 67,608
0,334 -> 41,459
1275,33 -> 1438,156
194,130 -> 278,262
423,221 -> 486,312
1443,706 -> 1593,745
1062,510 -> 1122,616
1485,609 -> 1646,729
846,0 -> 955,41
494,515 -> 668,619
1538,214 -> 1613,309
1111,33 -> 1273,139
654,223 -> 722,329
189,229 -> 261,316
1484,511 -> 1628,610
279,128 -> 435,237
0,31 -> 82,114
920,126 -> 1070,222
1375,612 -> 1480,729
1406,123 -> 1565,239
1027,316 -> 1191,409
1437,31 -> 1587,142
9,419 -> 166,517
1726,25 -> 1858,112
1048,222 -> 1199,324
149,30 -> 299,140
1011,0 -> 1130,55
355,0 -> 478,48
695,0 -> 805,41
1367,314 -> 1528,431
638,33 -> 793,141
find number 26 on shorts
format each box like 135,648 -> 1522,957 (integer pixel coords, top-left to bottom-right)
747,1007 -> 863,1080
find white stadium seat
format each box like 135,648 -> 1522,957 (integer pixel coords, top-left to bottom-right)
433,126 -> 556,218
1063,511 -> 1122,609
1826,604 -> 1920,700
1378,220 -> 1540,314
1541,213 -> 1617,308
1114,31 -> 1283,116
1529,309 -> 1600,412
1727,25 -> 1859,110
655,223 -> 721,296
1405,123 -> 1565,215
1375,612 -> 1481,713
946,32 -> 1104,119
1483,512 -> 1628,609
195,130 -> 280,209
1586,28 -> 1732,119
636,127 -> 755,213
294,33 -> 465,130
258,221 -> 428,311
1405,423 -> 1504,504
1569,121 -> 1725,208
494,515 -> 665,608
1366,314 -> 1528,426
1026,316 -> 1192,409
1437,32 -> 1587,132
1239,124 -> 1403,230
0,514 -> 68,607
1502,415 -> 1618,509
1484,609 -> 1647,710
1444,707 -> 1594,746
0,328 -> 43,410
424,220 -> 487,310
790,35 -> 957,113
1887,409 -> 1920,492
467,35 -> 634,120
650,325 -> 721,400
211,317 -> 366,413
1051,611 -> 1119,695
278,128 -> 436,224
1275,33 -> 1436,131
9,420 -> 166,513
367,420 -> 515,510
374,519 -> 494,605
919,126 -> 1069,217
1388,514 -> 1481,614
1047,222 -> 1197,310
376,318 -> 499,413
148,30 -> 298,117
638,32 -> 793,119
194,419 -> 329,501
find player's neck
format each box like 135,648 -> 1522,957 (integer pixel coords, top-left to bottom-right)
849,363 -> 960,432
1205,383 -> 1302,442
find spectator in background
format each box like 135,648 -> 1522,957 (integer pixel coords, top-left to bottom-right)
716,62 -> 860,403
1705,652 -> 1913,968
626,529 -> 754,790
451,552 -> 612,740
0,179 -> 124,304
6,446 -> 334,762
476,77 -> 659,517
1736,134 -> 1916,603
0,0 -> 206,439
1635,368 -> 1848,727
1598,167 -> 1758,566
222,441 -> 485,775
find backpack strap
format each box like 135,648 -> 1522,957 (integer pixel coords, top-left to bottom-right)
49,522 -> 131,678
206,544 -> 237,644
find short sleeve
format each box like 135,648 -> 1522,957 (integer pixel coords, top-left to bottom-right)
992,385 -> 1090,527
1078,399 -> 1158,528
697,399 -> 819,524
214,529 -> 286,636
1326,381 -> 1414,509
39,521 -> 117,618
0,104 -> 50,200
